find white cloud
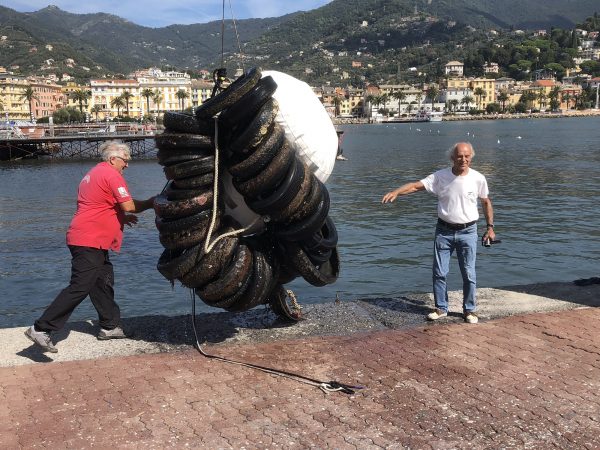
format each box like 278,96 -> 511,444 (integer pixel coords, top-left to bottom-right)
4,0 -> 332,27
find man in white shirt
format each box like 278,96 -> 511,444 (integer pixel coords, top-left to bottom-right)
382,142 -> 496,324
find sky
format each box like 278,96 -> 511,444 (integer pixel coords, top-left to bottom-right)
4,1 -> 333,28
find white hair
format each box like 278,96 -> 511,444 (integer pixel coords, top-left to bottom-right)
448,142 -> 475,161
100,140 -> 131,162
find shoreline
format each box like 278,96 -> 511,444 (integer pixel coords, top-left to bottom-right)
3,280 -> 599,368
333,109 -> 600,125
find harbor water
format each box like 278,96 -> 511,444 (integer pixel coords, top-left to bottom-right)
1,117 -> 599,327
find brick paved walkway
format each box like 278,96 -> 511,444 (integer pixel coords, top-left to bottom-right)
2,308 -> 600,449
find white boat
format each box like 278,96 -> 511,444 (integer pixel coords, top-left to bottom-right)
413,110 -> 443,122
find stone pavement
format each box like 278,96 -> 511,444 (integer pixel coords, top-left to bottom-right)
2,307 -> 600,449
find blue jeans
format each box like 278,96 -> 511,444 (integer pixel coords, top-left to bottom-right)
432,223 -> 478,313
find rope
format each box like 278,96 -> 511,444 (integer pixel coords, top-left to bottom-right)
189,290 -> 363,395
228,0 -> 245,73
203,116 -> 262,254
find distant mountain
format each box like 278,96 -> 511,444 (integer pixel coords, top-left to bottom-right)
0,1 -> 598,81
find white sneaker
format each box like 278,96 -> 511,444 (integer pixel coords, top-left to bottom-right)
464,312 -> 479,324
427,309 -> 448,321
25,326 -> 58,353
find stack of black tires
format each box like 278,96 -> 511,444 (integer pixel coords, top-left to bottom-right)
154,67 -> 339,320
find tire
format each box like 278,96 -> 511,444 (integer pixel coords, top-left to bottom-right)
172,172 -> 214,190
155,133 -> 213,151
268,285 -> 302,322
156,243 -> 204,281
196,244 -> 253,305
226,98 -> 279,155
248,158 -> 304,215
157,148 -> 214,167
219,76 -> 278,130
158,213 -> 219,251
180,227 -> 239,289
153,192 -> 212,219
233,142 -> 294,200
268,163 -> 313,223
195,68 -> 261,120
226,124 -> 284,181
274,183 -> 330,242
163,155 -> 215,180
163,111 -> 214,136
224,249 -> 275,312
302,216 -> 338,251
274,175 -> 323,225
285,243 -> 340,287
164,181 -> 211,201
155,208 -> 213,233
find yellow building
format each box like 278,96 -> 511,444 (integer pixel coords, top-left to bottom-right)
191,79 -> 214,109
135,68 -> 192,116
62,82 -> 90,113
0,73 -> 31,121
468,78 -> 496,110
89,79 -> 141,119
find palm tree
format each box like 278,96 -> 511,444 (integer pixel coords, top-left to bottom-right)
332,95 -> 343,117
175,89 -> 189,111
473,87 -> 485,110
562,92 -> 572,110
449,99 -> 459,113
152,90 -> 163,115
548,86 -> 561,111
365,94 -> 375,118
461,95 -> 474,111
120,91 -> 134,116
392,90 -> 407,116
90,104 -> 103,122
415,92 -> 423,109
426,86 -> 439,111
140,88 -> 154,115
70,89 -> 91,114
20,86 -> 38,121
497,90 -> 509,113
110,96 -> 126,117
537,91 -> 547,111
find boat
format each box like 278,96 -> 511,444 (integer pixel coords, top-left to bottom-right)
413,110 -> 443,122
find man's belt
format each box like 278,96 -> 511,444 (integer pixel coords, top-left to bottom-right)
437,218 -> 477,230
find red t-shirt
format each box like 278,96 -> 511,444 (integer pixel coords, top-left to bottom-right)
66,162 -> 132,251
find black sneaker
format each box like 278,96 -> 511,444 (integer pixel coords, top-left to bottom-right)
25,326 -> 58,353
97,326 -> 127,340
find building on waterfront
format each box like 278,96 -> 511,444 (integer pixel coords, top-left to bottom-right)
468,78 -> 496,110
62,82 -> 91,114
89,79 -> 140,119
0,72 -> 31,121
445,61 -> 464,77
136,68 -> 192,116
191,79 -> 214,109
29,78 -> 65,119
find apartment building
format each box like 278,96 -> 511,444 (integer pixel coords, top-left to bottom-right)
136,68 -> 192,115
0,72 -> 31,121
29,78 -> 65,119
90,79 -> 140,119
468,78 -> 496,110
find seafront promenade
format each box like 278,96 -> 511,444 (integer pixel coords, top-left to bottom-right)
2,281 -> 600,448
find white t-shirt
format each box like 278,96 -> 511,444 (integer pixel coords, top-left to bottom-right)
420,167 -> 489,224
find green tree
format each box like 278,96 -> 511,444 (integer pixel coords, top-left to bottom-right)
392,90 -> 407,115
152,90 -> 163,114
90,104 -> 103,122
20,86 -> 38,121
175,89 -> 189,111
70,89 -> 91,114
120,91 -> 134,116
473,87 -> 485,110
52,106 -> 84,124
448,99 -> 459,113
497,90 -> 509,113
140,88 -> 154,115
332,95 -> 342,117
426,85 -> 439,111
110,96 -> 126,117
461,95 -> 474,111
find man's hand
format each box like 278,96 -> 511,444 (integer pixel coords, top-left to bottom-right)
123,214 -> 139,227
382,191 -> 399,203
483,227 -> 496,241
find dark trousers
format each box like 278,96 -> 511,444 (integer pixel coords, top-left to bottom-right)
35,246 -> 120,332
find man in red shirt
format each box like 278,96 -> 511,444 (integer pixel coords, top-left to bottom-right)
25,141 -> 155,353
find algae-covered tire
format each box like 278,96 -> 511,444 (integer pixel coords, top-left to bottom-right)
268,285 -> 302,322
155,133 -> 213,152
164,181 -> 211,201
195,68 -> 261,120
180,227 -> 239,289
155,208 -> 213,233
226,98 -> 279,155
224,249 -> 276,312
219,75 -> 278,129
248,158 -> 304,215
226,124 -> 284,181
196,244 -> 253,305
156,243 -> 204,281
158,213 -> 219,251
268,163 -> 313,223
163,111 -> 214,136
285,243 -> 339,287
303,216 -> 338,252
274,183 -> 330,242
172,172 -> 214,190
153,192 -> 212,219
163,155 -> 214,180
233,142 -> 294,199
157,148 -> 214,167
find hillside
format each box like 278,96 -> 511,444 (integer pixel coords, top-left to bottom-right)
0,1 -> 598,83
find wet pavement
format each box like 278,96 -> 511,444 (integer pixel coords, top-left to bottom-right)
2,299 -> 600,448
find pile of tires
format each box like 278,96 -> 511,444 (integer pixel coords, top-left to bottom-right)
154,67 -> 339,320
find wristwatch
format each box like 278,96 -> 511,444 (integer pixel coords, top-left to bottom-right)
486,224 -> 494,228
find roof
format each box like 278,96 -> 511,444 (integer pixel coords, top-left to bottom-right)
446,61 -> 464,66
532,80 -> 555,87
